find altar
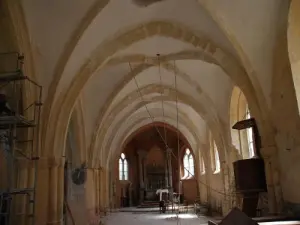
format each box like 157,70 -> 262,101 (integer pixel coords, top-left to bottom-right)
137,147 -> 174,203
156,189 -> 169,201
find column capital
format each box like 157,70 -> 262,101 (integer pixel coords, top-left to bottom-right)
86,161 -> 103,170
37,157 -> 65,169
15,157 -> 65,169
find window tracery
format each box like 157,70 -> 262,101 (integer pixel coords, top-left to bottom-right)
119,153 -> 128,180
183,148 -> 194,178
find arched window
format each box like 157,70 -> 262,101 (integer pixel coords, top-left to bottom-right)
288,0 -> 300,113
119,153 -> 128,180
213,141 -> 221,173
200,156 -> 206,174
246,106 -> 255,158
230,87 -> 256,159
183,148 -> 194,178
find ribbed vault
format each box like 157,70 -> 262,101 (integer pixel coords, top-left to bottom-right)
2,0 -> 296,220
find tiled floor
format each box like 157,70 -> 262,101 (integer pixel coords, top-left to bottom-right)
104,212 -> 209,225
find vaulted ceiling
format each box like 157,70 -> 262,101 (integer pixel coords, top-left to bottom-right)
18,0 -> 290,164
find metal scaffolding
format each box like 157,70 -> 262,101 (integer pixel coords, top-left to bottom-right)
0,52 -> 42,225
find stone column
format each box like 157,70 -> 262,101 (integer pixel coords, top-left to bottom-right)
166,148 -> 173,202
167,148 -> 173,189
48,162 -> 58,224
47,157 -> 65,225
137,150 -> 146,204
261,147 -> 283,214
86,168 -> 97,224
95,169 -> 100,213
99,169 -> 104,210
165,157 -> 169,188
221,162 -> 231,215
129,182 -> 133,206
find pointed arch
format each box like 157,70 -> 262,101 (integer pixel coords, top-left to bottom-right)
183,148 -> 195,178
288,0 -> 300,113
212,140 -> 221,174
44,19 -> 267,162
119,153 -> 128,181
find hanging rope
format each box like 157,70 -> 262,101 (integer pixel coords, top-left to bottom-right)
173,60 -> 182,225
157,54 -> 167,146
129,62 -> 170,150
129,59 -> 235,219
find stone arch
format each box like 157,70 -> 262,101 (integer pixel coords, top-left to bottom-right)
3,0 -> 39,123
288,0 -> 300,113
106,116 -> 197,172
69,99 -> 87,164
89,58 -> 218,162
89,84 -> 219,166
104,107 -> 199,167
40,0 -> 109,145
197,1 -> 269,121
45,20 -> 267,164
123,122 -> 192,151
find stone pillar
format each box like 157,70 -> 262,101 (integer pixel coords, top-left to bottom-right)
137,150 -> 146,204
165,158 -> 169,188
205,161 -> 211,205
57,164 -> 64,225
99,169 -> 105,210
129,182 -> 133,206
47,157 -> 65,225
95,169 -> 100,213
48,163 -> 58,224
167,148 -> 173,189
221,162 -> 231,215
166,148 -> 173,202
86,168 -> 97,224
261,147 -> 283,214
104,169 -> 109,209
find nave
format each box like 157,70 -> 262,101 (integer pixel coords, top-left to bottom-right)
0,0 -> 300,225
104,212 -> 208,225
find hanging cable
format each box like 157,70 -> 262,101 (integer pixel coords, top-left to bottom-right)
129,60 -> 236,218
173,60 -> 182,225
157,54 -> 167,146
128,62 -> 170,150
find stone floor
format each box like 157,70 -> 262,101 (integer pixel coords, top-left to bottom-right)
104,212 -> 209,225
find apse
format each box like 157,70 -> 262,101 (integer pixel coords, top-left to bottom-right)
112,123 -> 198,208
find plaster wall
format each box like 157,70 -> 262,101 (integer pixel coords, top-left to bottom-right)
272,30 -> 300,213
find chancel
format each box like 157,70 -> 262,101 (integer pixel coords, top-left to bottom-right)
0,1 -> 300,225
114,126 -> 195,208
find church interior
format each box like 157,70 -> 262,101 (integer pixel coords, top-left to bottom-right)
0,0 -> 300,225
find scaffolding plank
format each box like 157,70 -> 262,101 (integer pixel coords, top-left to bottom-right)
0,70 -> 26,82
0,188 -> 34,196
0,115 -> 35,129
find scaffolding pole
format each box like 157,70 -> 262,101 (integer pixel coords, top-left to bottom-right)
0,52 -> 42,225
